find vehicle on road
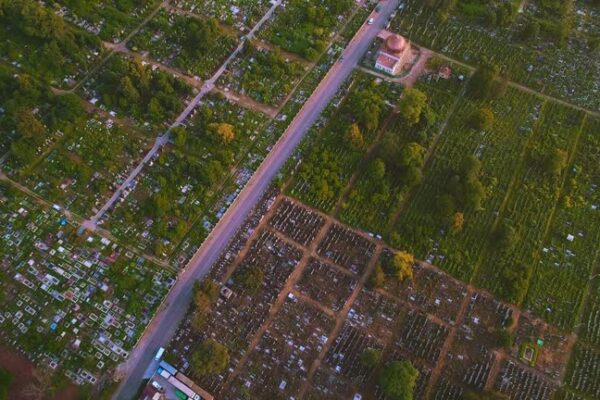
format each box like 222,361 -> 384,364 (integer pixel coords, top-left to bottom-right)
154,347 -> 165,361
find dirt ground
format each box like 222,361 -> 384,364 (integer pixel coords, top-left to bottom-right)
0,346 -> 79,400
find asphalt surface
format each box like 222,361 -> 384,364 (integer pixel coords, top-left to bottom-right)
113,1 -> 398,399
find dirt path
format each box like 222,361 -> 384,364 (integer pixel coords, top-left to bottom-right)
424,286 -> 473,398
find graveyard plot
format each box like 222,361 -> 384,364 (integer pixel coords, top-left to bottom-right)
49,0 -> 162,43
21,119 -> 152,216
165,229 -> 303,393
390,0 -> 600,111
224,296 -> 335,399
79,54 -> 193,126
104,94 -> 269,259
197,190 -> 279,281
0,0 -> 102,86
317,223 -> 376,275
348,288 -> 408,344
0,66 -> 93,173
442,292 -> 514,392
338,76 -> 461,236
475,103 -> 586,305
494,359 -> 558,400
170,0 -> 271,29
127,9 -> 238,79
378,249 -> 468,325
260,0 -> 355,61
390,309 -> 449,366
565,343 -> 600,399
393,87 -> 543,282
267,198 -> 325,247
308,366 -> 365,400
432,377 -> 465,400
325,321 -> 386,382
219,42 -> 307,106
287,72 -> 402,212
0,190 -> 173,385
294,258 -> 358,312
524,116 -> 600,330
511,314 -> 573,381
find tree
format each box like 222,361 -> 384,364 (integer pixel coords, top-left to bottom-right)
544,149 -> 568,176
390,251 -> 414,282
347,123 -> 364,149
210,122 -> 235,144
470,108 -> 494,131
492,222 -> 518,251
191,339 -> 230,377
368,158 -> 386,181
368,263 -> 386,288
378,360 -> 419,400
0,368 -> 12,400
450,212 -> 464,234
172,126 -> 188,148
235,265 -> 264,292
467,61 -> 500,100
493,329 -> 513,350
360,348 -> 382,369
521,20 -> 540,41
193,279 -> 220,314
16,109 -> 45,139
398,88 -> 428,126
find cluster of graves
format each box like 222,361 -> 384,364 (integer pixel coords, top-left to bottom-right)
0,191 -> 173,385
162,191 -> 578,399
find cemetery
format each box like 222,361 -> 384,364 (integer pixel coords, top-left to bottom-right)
390,0 -> 600,111
260,0 -> 356,61
165,191 -> 579,399
0,187 -> 173,387
48,0 -> 163,43
127,9 -> 238,79
80,54 -> 194,126
103,94 -> 271,261
170,0 -> 271,29
219,42 -> 307,106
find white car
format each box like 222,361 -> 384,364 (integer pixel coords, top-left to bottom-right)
368,18 -> 374,25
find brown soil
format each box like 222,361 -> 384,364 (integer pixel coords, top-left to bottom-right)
0,346 -> 79,400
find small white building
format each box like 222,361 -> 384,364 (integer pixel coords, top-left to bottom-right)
375,34 -> 411,76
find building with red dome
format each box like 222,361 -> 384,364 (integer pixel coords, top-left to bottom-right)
374,33 -> 411,76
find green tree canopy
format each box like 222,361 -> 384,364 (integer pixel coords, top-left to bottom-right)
398,88 -> 428,126
191,339 -> 230,377
378,360 -> 419,400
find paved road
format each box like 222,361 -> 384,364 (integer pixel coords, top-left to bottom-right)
85,0 -> 283,229
112,1 -> 398,399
